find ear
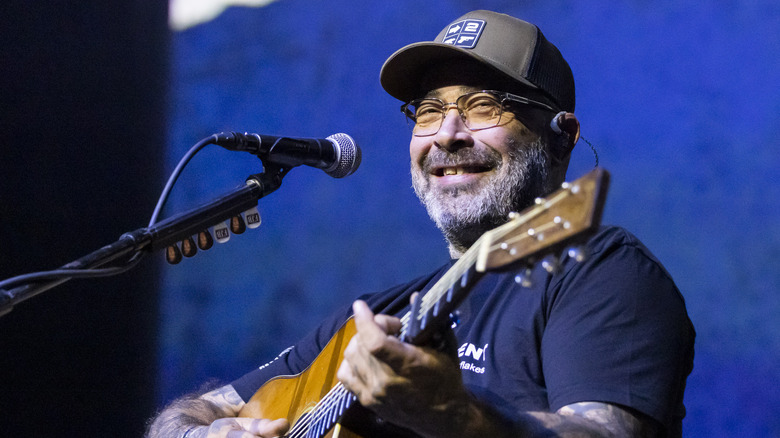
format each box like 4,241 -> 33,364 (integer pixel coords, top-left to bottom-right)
551,111 -> 580,144
549,111 -> 580,159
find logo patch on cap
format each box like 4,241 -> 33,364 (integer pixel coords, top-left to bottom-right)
441,19 -> 485,49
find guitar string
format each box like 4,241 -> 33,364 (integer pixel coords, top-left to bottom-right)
285,384 -> 332,438
400,245 -> 479,332
485,186 -> 582,253
419,248 -> 479,315
286,381 -> 353,438
487,218 -> 565,254
405,192 -> 553,327
285,386 -> 339,438
309,384 -> 354,438
310,385 -> 351,436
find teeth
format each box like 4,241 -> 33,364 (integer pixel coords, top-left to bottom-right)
443,167 -> 464,176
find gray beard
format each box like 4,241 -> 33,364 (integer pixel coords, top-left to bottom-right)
411,138 -> 551,256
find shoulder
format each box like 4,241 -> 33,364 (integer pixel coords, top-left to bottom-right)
587,225 -> 658,260
548,224 -> 689,318
559,225 -> 679,294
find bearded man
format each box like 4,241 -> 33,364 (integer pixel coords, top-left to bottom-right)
147,10 -> 694,438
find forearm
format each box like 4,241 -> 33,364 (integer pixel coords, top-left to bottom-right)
146,385 -> 245,438
424,398 -> 654,438
515,410 -> 622,438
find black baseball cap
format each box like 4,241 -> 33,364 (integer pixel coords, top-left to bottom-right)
380,10 -> 575,113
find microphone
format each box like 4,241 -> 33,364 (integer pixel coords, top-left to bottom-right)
213,132 -> 361,178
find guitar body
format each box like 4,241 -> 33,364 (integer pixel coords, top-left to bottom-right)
238,319 -> 361,438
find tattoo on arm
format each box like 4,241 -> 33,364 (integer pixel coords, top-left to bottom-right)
145,384 -> 246,438
515,401 -> 661,437
200,385 -> 246,417
558,401 -> 660,436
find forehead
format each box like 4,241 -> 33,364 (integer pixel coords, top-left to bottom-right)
424,85 -> 483,100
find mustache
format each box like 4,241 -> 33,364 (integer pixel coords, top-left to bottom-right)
421,148 -> 502,174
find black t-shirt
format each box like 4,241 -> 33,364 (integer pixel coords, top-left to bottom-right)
232,226 -> 695,436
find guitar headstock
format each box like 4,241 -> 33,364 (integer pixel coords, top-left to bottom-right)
476,168 -> 610,272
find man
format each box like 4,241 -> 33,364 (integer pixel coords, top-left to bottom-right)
147,10 -> 694,438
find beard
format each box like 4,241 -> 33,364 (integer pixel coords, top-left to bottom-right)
411,137 -> 551,255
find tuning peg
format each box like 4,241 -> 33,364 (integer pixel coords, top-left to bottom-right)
181,236 -> 198,257
541,255 -> 560,274
244,206 -> 261,229
197,230 -> 214,250
230,215 -> 246,234
566,246 -> 588,263
514,267 -> 533,288
561,181 -> 581,194
213,221 -> 230,243
165,244 -> 182,264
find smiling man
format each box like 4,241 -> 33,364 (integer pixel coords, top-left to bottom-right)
147,10 -> 694,438
406,82 -> 560,258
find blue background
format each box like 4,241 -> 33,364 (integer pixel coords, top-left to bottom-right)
159,1 -> 779,436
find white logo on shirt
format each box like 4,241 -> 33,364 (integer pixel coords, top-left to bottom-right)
458,342 -> 489,361
458,342 -> 489,375
257,346 -> 293,371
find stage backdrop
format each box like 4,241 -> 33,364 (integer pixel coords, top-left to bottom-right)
159,1 -> 779,436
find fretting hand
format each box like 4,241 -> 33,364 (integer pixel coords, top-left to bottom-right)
336,300 -> 469,438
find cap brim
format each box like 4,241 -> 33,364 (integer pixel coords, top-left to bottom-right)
380,41 -> 538,103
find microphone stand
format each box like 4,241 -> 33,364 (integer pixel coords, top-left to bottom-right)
0,166 -> 289,318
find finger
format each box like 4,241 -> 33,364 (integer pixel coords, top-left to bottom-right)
340,336 -> 375,388
352,301 -> 388,347
256,418 -> 290,437
337,355 -> 370,401
352,301 -> 408,357
336,357 -> 353,388
353,303 -> 422,373
352,300 -> 401,341
373,313 -> 402,335
351,300 -> 376,328
229,418 -> 290,437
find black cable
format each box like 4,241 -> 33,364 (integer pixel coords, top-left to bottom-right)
0,252 -> 146,291
580,136 -> 599,167
149,134 -> 218,226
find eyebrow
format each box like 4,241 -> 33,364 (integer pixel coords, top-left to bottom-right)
425,86 -> 483,100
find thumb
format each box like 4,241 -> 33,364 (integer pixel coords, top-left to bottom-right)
231,417 -> 290,437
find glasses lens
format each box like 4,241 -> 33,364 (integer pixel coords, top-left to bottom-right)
459,93 -> 504,130
410,99 -> 444,136
402,92 -> 515,136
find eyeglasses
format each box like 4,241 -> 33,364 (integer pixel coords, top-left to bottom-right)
401,90 -> 558,137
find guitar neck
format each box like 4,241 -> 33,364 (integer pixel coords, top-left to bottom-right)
399,242 -> 483,345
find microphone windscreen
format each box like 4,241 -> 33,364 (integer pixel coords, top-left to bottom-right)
325,133 -> 361,178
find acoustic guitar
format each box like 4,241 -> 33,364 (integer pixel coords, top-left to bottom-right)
239,168 -> 610,438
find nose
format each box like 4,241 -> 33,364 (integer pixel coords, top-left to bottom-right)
433,107 -> 474,152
